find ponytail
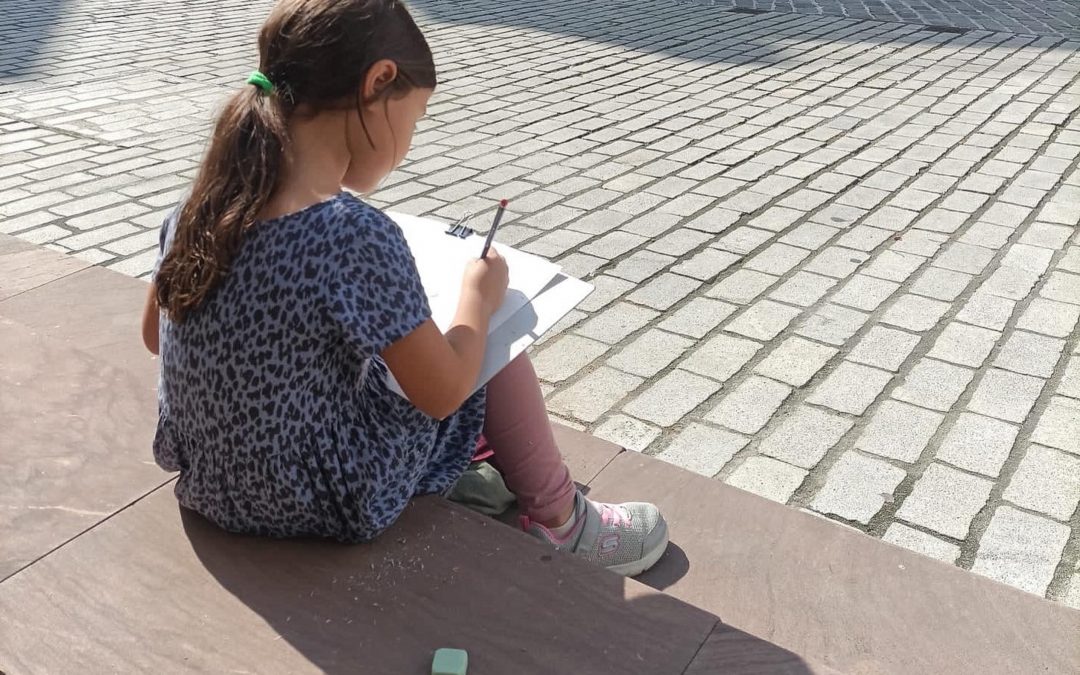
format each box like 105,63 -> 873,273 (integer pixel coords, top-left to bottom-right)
156,86 -> 289,322
155,0 -> 436,323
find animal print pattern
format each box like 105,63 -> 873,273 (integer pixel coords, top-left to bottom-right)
153,193 -> 485,543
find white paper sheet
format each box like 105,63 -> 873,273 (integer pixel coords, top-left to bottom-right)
473,273 -> 593,394
382,212 -> 593,401
388,212 -> 562,333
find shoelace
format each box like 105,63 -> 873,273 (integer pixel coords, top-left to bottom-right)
598,502 -> 628,528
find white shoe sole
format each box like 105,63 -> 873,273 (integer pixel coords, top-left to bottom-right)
606,517 -> 670,578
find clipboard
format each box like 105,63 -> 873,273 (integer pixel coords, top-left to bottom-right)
383,211 -> 593,399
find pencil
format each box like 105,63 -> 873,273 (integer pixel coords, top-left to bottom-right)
481,199 -> 508,258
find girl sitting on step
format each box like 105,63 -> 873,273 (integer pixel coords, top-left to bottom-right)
140,0 -> 668,577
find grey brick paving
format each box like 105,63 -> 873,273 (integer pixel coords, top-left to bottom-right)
5,0 -> 1080,602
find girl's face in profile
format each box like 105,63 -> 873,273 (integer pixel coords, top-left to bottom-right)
343,82 -> 432,195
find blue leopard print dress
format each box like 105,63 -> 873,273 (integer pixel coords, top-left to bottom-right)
153,193 -> 485,543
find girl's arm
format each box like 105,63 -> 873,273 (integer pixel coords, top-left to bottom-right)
141,282 -> 160,355
382,251 -> 508,420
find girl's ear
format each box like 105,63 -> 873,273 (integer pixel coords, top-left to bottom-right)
362,59 -> 399,102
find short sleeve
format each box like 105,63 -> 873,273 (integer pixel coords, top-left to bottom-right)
326,206 -> 432,356
152,208 -> 178,279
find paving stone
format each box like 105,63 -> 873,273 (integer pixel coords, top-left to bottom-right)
973,506 -> 1070,596
707,269 -> 778,304
580,231 -> 647,260
681,333 -> 761,381
522,229 -> 591,257
647,228 -> 711,257
933,242 -> 995,275
745,243 -> 810,276
896,463 -> 993,540
532,334 -> 610,383
608,250 -> 676,283
862,250 -> 925,284
671,248 -> 741,282
606,329 -> 694,378
937,409 -> 1017,476
806,361 -> 893,416
547,367 -> 643,424
626,272 -> 702,311
759,405 -> 854,470
795,303 -> 867,346
654,423 -> 748,478
768,271 -> 836,307
967,369 -> 1046,425
993,330 -> 1064,378
1004,444 -> 1080,521
726,300 -> 802,342
812,451 -> 907,525
623,369 -> 722,427
1001,243 -> 1054,275
558,253 -> 606,280
1030,396 -> 1080,456
593,414 -> 661,453
881,294 -> 950,333
747,206 -> 804,234
804,246 -> 869,278
980,265 -> 1042,302
847,326 -> 920,372
926,322 -> 1000,368
863,205 -> 917,232
578,275 -> 635,312
779,222 -> 840,250
910,267 -> 972,302
713,226 -> 774,255
705,376 -> 792,435
883,524 -> 960,564
656,297 -> 734,339
855,400 -> 943,464
1059,357 -> 1080,400
724,456 -> 807,504
1020,222 -> 1072,250
753,336 -> 838,388
1040,271 -> 1080,306
955,292 -> 1016,331
685,207 -> 740,234
830,274 -> 900,311
1017,298 -> 1080,338
959,221 -> 1013,250
574,302 -> 659,344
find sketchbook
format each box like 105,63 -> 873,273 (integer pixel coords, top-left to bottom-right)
383,211 -> 593,399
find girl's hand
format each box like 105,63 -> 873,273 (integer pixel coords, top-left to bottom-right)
462,248 -> 509,316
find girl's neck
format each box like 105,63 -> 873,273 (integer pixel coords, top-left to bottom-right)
260,112 -> 350,222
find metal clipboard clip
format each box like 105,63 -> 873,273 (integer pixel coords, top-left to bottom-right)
445,212 -> 475,239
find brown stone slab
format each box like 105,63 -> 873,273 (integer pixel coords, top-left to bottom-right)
587,453 -> 1080,675
0,265 -> 152,372
0,234 -> 89,302
685,624 -> 844,675
0,487 -> 717,675
553,422 -> 623,485
0,318 -> 164,580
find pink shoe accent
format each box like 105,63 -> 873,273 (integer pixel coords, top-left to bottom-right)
599,503 -> 629,528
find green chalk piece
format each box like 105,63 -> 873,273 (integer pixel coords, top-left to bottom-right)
432,648 -> 468,675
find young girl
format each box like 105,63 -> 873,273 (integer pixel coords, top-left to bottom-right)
141,0 -> 668,577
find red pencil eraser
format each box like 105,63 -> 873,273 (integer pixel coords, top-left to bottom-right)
499,199 -> 509,207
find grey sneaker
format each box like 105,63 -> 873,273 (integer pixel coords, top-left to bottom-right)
523,490 -> 669,577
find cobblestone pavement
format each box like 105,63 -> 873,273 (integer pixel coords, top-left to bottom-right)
711,0 -> 1080,39
2,0 -> 1080,604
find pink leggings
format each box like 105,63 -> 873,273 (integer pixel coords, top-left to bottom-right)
474,353 -> 576,523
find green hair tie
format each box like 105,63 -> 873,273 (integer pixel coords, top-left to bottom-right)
246,71 -> 274,94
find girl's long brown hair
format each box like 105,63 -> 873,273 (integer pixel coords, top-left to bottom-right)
156,0 -> 436,322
